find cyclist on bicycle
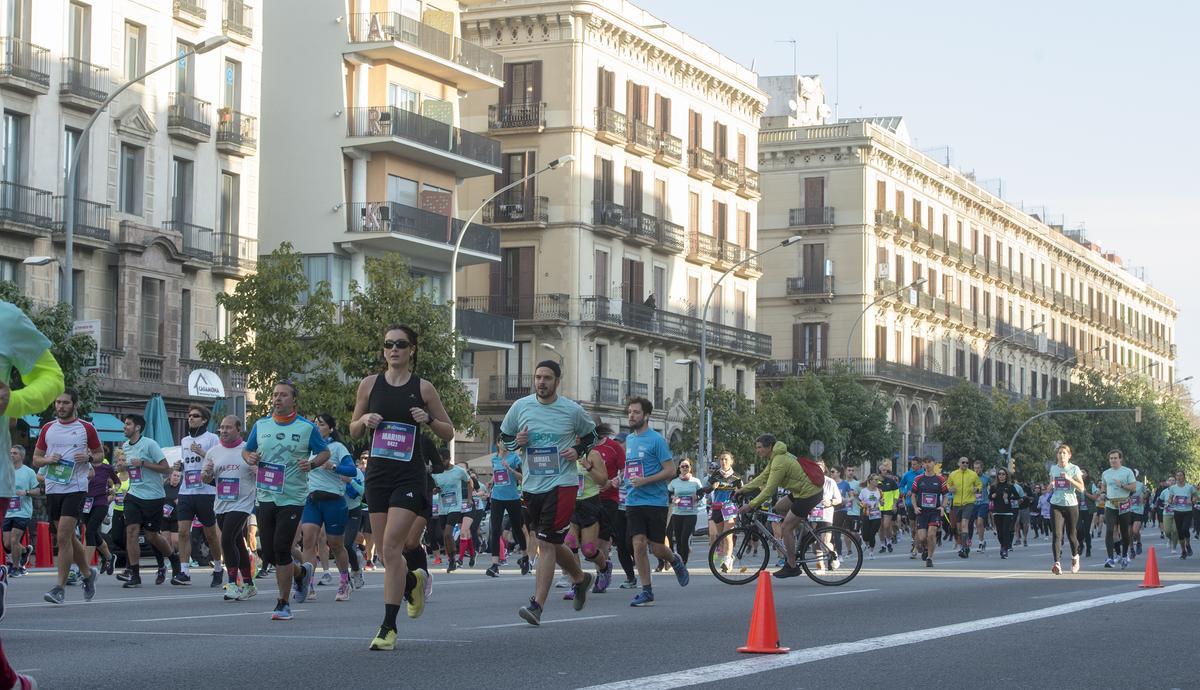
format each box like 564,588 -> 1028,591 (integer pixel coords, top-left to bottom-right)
736,435 -> 821,579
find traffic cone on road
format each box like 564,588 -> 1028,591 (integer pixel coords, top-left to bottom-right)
1138,546 -> 1162,588
737,573 -> 790,654
34,521 -> 53,568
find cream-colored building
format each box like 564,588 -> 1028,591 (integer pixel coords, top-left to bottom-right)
456,0 -> 768,450
756,76 -> 1178,458
1,0 -> 260,428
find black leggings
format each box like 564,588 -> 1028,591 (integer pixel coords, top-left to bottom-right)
1104,507 -> 1133,558
255,503 -> 302,566
83,504 -> 108,547
343,507 -> 362,571
1051,504 -> 1080,563
862,518 -> 881,549
994,513 -> 1015,551
488,499 -> 526,556
1175,512 -> 1194,541
613,508 -> 635,581
1077,510 -> 1092,553
667,514 -> 697,563
218,511 -> 251,577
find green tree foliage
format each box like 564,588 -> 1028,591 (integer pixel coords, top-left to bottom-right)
0,281 -> 98,417
991,394 -> 1061,481
677,386 -> 781,473
760,375 -> 843,459
931,383 -> 1001,467
823,365 -> 896,467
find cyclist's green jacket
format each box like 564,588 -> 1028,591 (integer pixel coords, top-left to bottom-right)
744,441 -> 822,509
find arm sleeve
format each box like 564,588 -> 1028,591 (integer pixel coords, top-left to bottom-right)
334,452 -> 356,477
7,350 -> 65,418
84,422 -> 102,450
35,423 -> 50,452
498,406 -> 520,450
747,459 -> 785,509
244,422 -> 259,452
148,440 -> 166,462
308,426 -> 329,454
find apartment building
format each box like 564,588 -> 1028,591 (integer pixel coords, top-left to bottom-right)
455,0 -> 769,451
755,76 -> 1178,458
0,0 -> 261,429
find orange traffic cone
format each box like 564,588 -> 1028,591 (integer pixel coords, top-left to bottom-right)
34,521 -> 53,568
1139,546 -> 1162,588
737,573 -> 790,654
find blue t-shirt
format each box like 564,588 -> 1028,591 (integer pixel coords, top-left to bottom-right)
623,428 -> 673,508
9,465 -> 38,519
307,440 -> 355,496
900,469 -> 921,507
836,480 -> 851,512
845,480 -> 861,517
499,394 -> 596,495
344,468 -> 365,510
245,416 -> 329,507
123,435 -> 168,500
975,474 -> 991,504
489,453 -> 522,502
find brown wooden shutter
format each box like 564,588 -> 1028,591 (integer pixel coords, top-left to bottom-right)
805,177 -> 824,210
876,180 -> 887,211
793,323 -> 804,361
530,61 -> 542,103
517,246 -> 534,318
737,133 -> 746,167
524,151 -> 536,209
501,63 -> 512,106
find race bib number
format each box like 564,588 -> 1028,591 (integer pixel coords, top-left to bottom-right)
163,502 -> 174,518
493,469 -> 510,485
677,495 -> 695,510
115,493 -> 125,508
1053,477 -> 1068,490
184,469 -> 203,490
720,502 -> 738,520
869,505 -> 881,519
371,422 -> 416,462
47,459 -> 75,484
618,488 -> 628,506
217,477 -> 240,501
767,512 -> 782,523
625,460 -> 644,479
1010,499 -> 1020,509
920,493 -> 939,509
461,500 -> 472,513
577,473 -> 585,497
527,447 -> 558,476
128,466 -> 143,482
83,496 -> 94,513
473,497 -> 485,511
441,492 -> 458,510
1118,499 -> 1132,514
1174,495 -> 1190,507
257,462 -> 285,494
808,504 -> 825,522
974,490 -> 984,503
431,500 -> 441,517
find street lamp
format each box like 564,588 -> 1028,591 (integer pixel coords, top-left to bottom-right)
1171,375 -> 1194,393
694,234 -> 803,475
978,320 -> 1044,386
61,34 -> 231,314
22,256 -> 57,266
540,343 -> 563,363
844,277 -> 927,361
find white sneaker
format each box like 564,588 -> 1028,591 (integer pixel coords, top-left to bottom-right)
318,571 -> 333,586
1071,555 -> 1080,573
422,568 -> 433,601
867,551 -> 875,560
554,577 -> 570,589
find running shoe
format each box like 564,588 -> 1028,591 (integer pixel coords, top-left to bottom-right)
294,562 -> 314,603
1136,542 -> 1143,556
572,573 -> 594,611
363,561 -> 375,572
671,556 -> 690,587
66,569 -> 79,586
630,590 -> 655,607
886,543 -> 893,553
237,581 -> 258,601
518,598 -> 542,626
271,601 -> 293,621
486,564 -> 500,578
1120,556 -> 1129,570
1103,558 -> 1115,569
1051,562 -> 1062,575
867,551 -> 875,561
155,566 -> 167,586
433,555 -> 442,565
307,584 -> 317,600
619,578 -> 639,589
423,567 -> 433,601
773,564 -> 803,578
211,570 -> 223,588
468,553 -> 476,568
925,559 -> 934,568
170,572 -> 192,586
369,626 -> 397,651
1071,555 -> 1080,573
446,560 -> 457,574
351,571 -> 365,590
407,569 -> 427,619
223,583 -> 240,601
519,555 -> 531,576
562,590 -> 575,601
335,582 -> 351,601
7,567 -> 21,578
594,562 -> 613,593
122,575 -> 142,588
43,585 -> 65,605
257,562 -> 272,579
82,566 -> 98,602
319,571 -> 333,586
909,551 -> 918,560
554,577 -> 570,589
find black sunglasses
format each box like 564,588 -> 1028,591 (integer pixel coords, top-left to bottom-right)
383,340 -> 411,350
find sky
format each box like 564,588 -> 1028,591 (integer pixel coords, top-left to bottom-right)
634,0 -> 1198,394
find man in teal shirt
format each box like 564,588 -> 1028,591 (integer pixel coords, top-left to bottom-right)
115,414 -> 180,588
1101,448 -> 1138,569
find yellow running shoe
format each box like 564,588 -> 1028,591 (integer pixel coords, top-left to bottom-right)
407,569 -> 427,618
369,626 -> 397,651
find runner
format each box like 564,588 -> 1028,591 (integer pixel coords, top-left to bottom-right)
1077,468 -> 1095,558
563,435 -> 610,601
1166,470 -> 1194,558
946,457 -> 980,558
81,452 -> 117,577
810,459 -> 843,572
590,424 -> 624,593
4,448 -> 39,576
1015,479 -> 1031,546
988,468 -> 1021,559
243,381 -> 331,619
1127,472 -> 1146,558
971,459 -> 990,552
1101,448 -> 1137,570
1047,445 -> 1084,574
841,466 -> 861,556
706,452 -> 742,572
878,460 -> 900,552
172,404 -> 223,587
113,413 -> 181,589
858,474 -> 883,558
738,436 -> 821,579
1160,480 -> 1179,554
666,459 -> 703,567
485,444 -> 528,578
350,325 -> 454,650
341,455 -> 367,590
912,456 -> 948,567
432,457 -> 469,573
300,414 -> 357,602
898,457 -> 922,557
202,415 -> 257,601
610,433 -> 639,589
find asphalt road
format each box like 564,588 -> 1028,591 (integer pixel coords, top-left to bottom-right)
2,527 -> 1197,689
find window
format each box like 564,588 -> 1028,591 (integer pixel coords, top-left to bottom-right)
596,67 -> 615,108
874,324 -> 887,360
653,265 -> 666,307
104,264 -> 119,349
687,109 -> 702,149
69,1 -> 90,60
180,289 -> 192,359
592,249 -> 608,297
386,175 -> 418,206
624,167 -> 643,216
624,349 -> 637,393
220,172 -> 240,236
175,40 -> 195,93
735,289 -> 746,330
302,254 -> 350,303
459,351 -> 475,380
712,201 -> 727,243
171,157 -> 194,222
736,369 -> 745,397
503,62 -> 541,105
712,364 -> 722,390
655,95 -> 671,133
0,256 -> 17,284
688,192 -> 699,235
119,143 -> 144,214
140,277 -> 164,355
63,126 -> 86,195
794,323 -> 828,363
223,58 -> 241,110
2,110 -> 27,183
6,0 -> 30,40
626,81 -> 649,122
387,84 -> 419,112
123,22 -> 145,82
592,155 -> 612,205
652,355 -> 663,408
686,360 -> 697,396
507,341 -> 531,379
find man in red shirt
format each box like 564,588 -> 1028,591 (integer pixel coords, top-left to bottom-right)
591,423 -> 625,593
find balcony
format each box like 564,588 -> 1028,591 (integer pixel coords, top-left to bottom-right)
592,377 -> 620,406
655,132 -> 682,166
59,58 -> 108,111
592,200 -> 626,239
625,211 -> 658,247
222,0 -> 254,45
456,293 -> 571,322
488,102 -> 545,133
216,109 -> 257,156
595,107 -> 627,145
163,221 -> 215,262
0,37 -> 50,95
346,201 -> 500,266
626,119 -> 658,156
714,158 -> 740,190
653,219 -> 685,255
579,296 -> 772,359
167,93 -> 212,143
98,349 -> 122,378
738,168 -> 760,198
715,240 -> 743,271
687,148 -> 715,180
455,308 -> 514,350
213,232 -> 257,278
0,182 -> 52,231
786,275 -> 834,301
789,207 -> 835,228
347,106 -> 500,177
757,357 -> 963,394
139,354 -> 165,383
488,374 -> 531,402
347,12 -> 501,91
483,195 -> 549,228
51,197 -> 110,244
622,381 -> 649,401
174,0 -> 207,26
686,230 -> 718,266
735,252 -> 762,278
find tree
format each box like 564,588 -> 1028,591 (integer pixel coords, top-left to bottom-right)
677,386 -> 782,473
931,382 -> 1000,466
0,281 -> 98,417
760,375 -> 843,460
824,366 -> 896,467
992,394 -> 1060,481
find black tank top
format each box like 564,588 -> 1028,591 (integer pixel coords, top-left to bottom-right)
365,372 -> 426,485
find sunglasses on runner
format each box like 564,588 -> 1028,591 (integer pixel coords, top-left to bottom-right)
383,340 -> 411,350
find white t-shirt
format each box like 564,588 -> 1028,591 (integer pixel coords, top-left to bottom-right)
204,441 -> 255,514
179,430 -> 219,496
858,487 -> 883,518
37,418 -> 100,495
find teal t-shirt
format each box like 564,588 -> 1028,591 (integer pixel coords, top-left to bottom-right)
624,428 -> 673,507
344,468 -> 365,510
668,477 -> 703,515
1128,483 -> 1146,515
1101,466 -> 1137,504
489,453 -> 522,502
1166,484 -> 1195,513
499,395 -> 596,495
9,465 -> 38,519
1048,463 -> 1082,507
846,480 -> 862,517
307,440 -> 352,496
433,465 -> 470,513
245,416 -> 329,507
123,436 -> 167,500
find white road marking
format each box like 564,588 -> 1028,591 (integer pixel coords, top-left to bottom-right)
576,583 -> 1197,690
132,609 -> 310,622
0,627 -> 466,643
805,588 -> 879,597
468,614 -> 617,630
9,592 -> 217,609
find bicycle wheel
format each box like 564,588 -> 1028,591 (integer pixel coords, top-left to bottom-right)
708,526 -> 769,585
798,525 -> 863,586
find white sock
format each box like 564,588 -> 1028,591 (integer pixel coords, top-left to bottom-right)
213,562 -> 223,574
181,562 -> 190,574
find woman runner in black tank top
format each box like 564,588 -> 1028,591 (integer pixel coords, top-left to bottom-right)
350,324 -> 454,651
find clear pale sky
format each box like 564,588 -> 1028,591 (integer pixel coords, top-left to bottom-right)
634,0 -> 1197,392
